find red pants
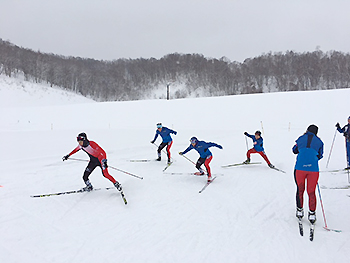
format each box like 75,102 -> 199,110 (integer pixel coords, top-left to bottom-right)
247,148 -> 271,165
294,170 -> 319,211
196,155 -> 213,175
158,141 -> 173,159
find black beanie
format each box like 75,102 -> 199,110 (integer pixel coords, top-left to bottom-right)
307,125 -> 318,135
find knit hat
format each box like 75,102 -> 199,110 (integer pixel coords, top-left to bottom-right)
307,125 -> 318,135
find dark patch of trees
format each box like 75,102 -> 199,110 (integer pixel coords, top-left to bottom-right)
0,39 -> 349,101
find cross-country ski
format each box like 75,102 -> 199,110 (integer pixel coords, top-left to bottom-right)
199,176 -> 217,193
221,162 -> 262,168
31,187 -> 115,198
163,172 -> 224,176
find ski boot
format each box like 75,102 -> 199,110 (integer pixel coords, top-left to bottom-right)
195,168 -> 205,176
114,181 -> 122,191
296,207 -> 304,219
268,163 -> 275,168
82,180 -> 93,192
243,158 -> 251,164
207,175 -> 212,182
308,210 -> 316,224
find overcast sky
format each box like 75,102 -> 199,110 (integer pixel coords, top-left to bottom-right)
1,0 -> 349,62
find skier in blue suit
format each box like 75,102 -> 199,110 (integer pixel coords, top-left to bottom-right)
179,137 -> 223,182
336,116 -> 350,169
292,124 -> 324,224
151,123 -> 177,163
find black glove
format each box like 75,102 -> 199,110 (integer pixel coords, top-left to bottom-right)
217,145 -> 223,149
244,132 -> 248,136
336,123 -> 340,129
62,155 -> 69,161
102,159 -> 108,169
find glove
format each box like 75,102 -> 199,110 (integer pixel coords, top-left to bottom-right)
244,132 -> 248,136
179,152 -> 183,155
174,131 -> 177,135
336,123 -> 340,128
150,140 -> 155,144
62,155 -> 69,161
217,145 -> 223,149
102,159 -> 108,169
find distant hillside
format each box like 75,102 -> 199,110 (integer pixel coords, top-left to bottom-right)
1,38 -> 350,101
0,74 -> 94,108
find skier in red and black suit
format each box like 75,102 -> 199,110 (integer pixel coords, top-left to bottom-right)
292,125 -> 324,224
62,132 -> 122,192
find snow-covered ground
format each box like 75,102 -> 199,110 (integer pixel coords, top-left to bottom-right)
1,75 -> 350,263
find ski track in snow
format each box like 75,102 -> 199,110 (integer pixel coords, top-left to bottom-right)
1,76 -> 350,263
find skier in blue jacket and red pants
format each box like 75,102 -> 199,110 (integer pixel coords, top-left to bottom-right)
243,130 -> 274,168
179,137 -> 223,182
292,124 -> 324,224
336,116 -> 350,169
151,123 -> 177,163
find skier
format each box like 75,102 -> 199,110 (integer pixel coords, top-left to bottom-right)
150,123 -> 177,163
243,130 -> 275,168
336,116 -> 350,169
292,125 -> 324,224
179,137 -> 223,182
62,132 -> 122,192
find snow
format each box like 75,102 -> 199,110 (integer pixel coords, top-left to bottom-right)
1,76 -> 350,263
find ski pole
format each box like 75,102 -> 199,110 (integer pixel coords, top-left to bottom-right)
245,136 -> 249,151
326,129 -> 337,168
316,183 -> 342,232
67,158 -> 143,180
108,166 -> 144,180
151,142 -> 173,161
151,142 -> 168,155
316,183 -> 328,229
180,154 -> 196,165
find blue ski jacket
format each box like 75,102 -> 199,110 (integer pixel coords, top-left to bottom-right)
245,133 -> 264,152
182,141 -> 222,158
337,124 -> 350,142
292,131 -> 324,172
152,127 -> 177,143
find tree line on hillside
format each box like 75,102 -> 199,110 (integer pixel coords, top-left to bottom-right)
0,38 -> 349,101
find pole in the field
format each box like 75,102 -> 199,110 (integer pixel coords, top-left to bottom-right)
260,121 -> 265,135
167,83 -> 170,100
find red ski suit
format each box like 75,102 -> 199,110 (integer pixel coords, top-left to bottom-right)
68,141 -> 116,184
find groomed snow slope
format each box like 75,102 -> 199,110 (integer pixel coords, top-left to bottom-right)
1,77 -> 350,263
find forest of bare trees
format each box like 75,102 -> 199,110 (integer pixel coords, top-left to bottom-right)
0,38 -> 349,101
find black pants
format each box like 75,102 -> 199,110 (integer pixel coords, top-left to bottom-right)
196,157 -> 206,170
83,157 -> 101,182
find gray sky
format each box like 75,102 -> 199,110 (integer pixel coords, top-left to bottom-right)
1,0 -> 349,62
